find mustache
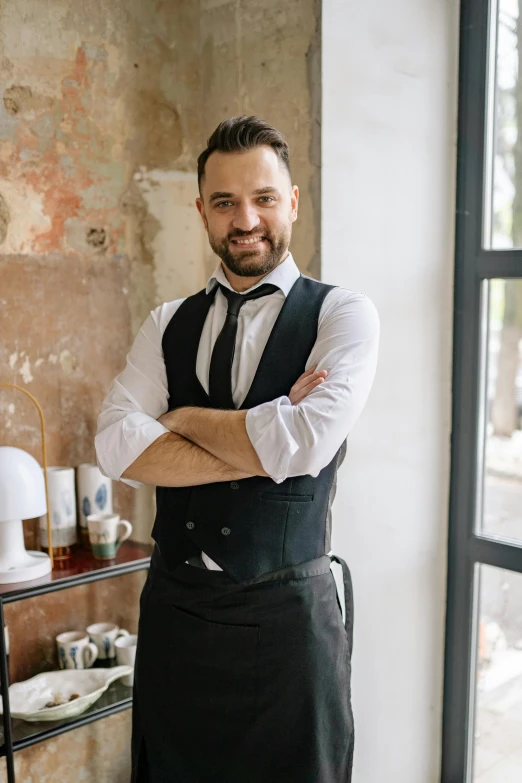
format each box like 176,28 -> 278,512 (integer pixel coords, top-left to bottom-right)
227,228 -> 270,241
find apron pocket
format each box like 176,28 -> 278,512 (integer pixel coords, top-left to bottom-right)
138,602 -> 260,771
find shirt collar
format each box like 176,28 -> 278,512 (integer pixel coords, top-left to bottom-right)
205,253 -> 300,298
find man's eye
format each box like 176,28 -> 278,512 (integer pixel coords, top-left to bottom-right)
216,201 -> 233,208
259,197 -> 274,203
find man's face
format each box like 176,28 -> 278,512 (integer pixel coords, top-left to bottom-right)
196,145 -> 299,278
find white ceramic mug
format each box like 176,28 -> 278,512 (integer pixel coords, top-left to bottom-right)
56,631 -> 98,670
86,513 -> 132,559
77,464 -> 113,541
115,634 -> 137,686
39,467 -> 78,548
87,622 -> 130,660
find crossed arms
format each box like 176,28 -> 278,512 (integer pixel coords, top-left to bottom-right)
95,289 -> 380,489
121,369 -> 327,487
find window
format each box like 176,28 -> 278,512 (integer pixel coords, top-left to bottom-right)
443,1 -> 522,780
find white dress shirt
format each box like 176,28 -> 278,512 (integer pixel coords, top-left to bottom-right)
95,253 -> 380,570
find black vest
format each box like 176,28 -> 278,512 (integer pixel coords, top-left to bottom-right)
152,274 -> 346,582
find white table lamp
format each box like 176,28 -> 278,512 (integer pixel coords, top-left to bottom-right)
0,382 -> 54,582
0,446 -> 52,583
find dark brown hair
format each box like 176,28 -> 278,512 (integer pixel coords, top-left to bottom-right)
197,116 -> 291,191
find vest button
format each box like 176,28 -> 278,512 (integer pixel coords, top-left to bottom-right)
221,526 -> 231,536
186,521 -> 195,530
230,481 -> 239,490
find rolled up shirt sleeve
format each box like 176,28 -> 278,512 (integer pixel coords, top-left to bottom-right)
95,306 -> 174,488
245,289 -> 380,484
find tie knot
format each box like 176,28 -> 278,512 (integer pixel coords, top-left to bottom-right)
219,282 -> 279,317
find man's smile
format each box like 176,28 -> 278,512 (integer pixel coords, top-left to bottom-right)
230,236 -> 266,247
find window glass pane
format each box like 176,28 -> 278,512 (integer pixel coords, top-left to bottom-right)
473,564 -> 522,781
480,279 -> 522,542
485,0 -> 522,248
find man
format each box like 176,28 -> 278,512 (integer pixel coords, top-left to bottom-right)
95,116 -> 379,783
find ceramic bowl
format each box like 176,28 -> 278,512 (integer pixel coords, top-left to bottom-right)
0,665 -> 133,721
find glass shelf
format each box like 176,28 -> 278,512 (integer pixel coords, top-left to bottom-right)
0,678 -> 133,754
0,541 -> 151,775
0,541 -> 153,603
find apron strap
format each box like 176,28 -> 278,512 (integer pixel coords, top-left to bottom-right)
330,554 -> 354,658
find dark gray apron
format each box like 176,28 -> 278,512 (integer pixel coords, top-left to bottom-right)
131,546 -> 354,783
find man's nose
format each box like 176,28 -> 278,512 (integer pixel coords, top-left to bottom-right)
231,203 -> 260,233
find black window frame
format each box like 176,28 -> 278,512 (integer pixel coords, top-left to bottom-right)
443,0 -> 522,780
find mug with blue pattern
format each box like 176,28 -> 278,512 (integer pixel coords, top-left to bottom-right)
77,464 -> 113,548
86,622 -> 130,660
56,631 -> 98,669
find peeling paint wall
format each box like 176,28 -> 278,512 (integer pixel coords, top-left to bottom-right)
1,712 -> 133,783
0,0 -> 206,325
0,0 -> 319,779
199,0 -> 321,278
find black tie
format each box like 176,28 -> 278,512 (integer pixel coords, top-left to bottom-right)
209,282 -> 279,409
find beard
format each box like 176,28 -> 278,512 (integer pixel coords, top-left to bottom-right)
208,223 -> 292,277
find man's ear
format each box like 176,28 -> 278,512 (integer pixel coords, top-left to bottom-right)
196,197 -> 209,231
291,185 -> 299,223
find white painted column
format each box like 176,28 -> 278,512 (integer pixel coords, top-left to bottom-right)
322,2 -> 460,781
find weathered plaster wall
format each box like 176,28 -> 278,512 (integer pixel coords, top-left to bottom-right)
0,0 -> 205,322
1,711 -> 133,783
0,0 -> 319,779
198,0 -> 321,277
0,0 -> 207,544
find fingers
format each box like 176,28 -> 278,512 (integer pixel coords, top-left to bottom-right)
296,376 -> 326,399
301,375 -> 327,393
292,367 -> 327,393
289,369 -> 328,404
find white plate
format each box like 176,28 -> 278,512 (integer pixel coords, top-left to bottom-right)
0,666 -> 133,721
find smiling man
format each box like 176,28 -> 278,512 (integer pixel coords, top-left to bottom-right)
95,116 -> 380,783
200,144 -> 295,282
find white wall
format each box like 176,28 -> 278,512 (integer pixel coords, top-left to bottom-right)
322,2 -> 459,781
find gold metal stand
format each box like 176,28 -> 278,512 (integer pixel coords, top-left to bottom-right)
0,383 -> 54,569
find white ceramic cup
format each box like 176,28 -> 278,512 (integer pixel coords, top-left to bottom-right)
86,513 -> 132,559
87,622 -> 130,660
77,463 -> 113,536
56,631 -> 98,670
115,634 -> 137,686
39,467 -> 78,547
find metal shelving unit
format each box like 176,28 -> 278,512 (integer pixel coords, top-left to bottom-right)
0,541 -> 152,783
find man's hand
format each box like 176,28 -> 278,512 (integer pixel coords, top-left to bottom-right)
158,365 -> 328,432
289,366 -> 328,405
155,366 -> 328,478
158,365 -> 328,429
